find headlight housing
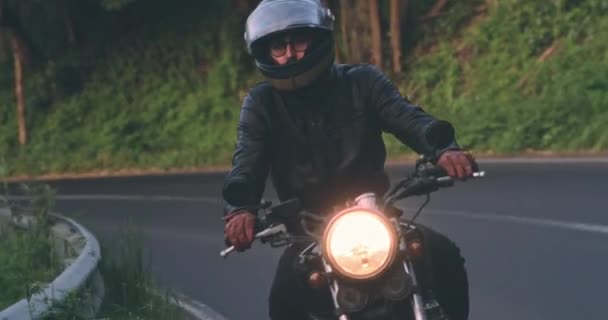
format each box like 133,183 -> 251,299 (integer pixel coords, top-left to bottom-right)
322,208 -> 397,280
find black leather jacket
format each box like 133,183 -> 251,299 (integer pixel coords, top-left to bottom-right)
222,64 -> 459,215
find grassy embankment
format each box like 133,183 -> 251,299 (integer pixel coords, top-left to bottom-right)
0,0 -> 606,177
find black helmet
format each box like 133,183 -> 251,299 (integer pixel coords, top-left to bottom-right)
245,0 -> 335,91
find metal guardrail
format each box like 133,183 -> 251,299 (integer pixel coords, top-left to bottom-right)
0,205 -> 227,320
0,209 -> 104,320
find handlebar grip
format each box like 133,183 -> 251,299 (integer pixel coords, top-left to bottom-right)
220,224 -> 288,258
220,246 -> 235,257
436,171 -> 485,187
436,176 -> 454,187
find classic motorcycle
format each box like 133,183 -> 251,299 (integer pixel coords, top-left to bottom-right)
221,156 -> 485,320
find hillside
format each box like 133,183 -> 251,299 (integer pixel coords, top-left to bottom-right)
0,0 -> 606,176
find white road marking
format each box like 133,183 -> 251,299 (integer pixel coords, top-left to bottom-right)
9,194 -> 608,235
8,194 -> 221,203
468,157 -> 608,164
6,191 -> 606,320
412,207 -> 608,235
171,292 -> 229,320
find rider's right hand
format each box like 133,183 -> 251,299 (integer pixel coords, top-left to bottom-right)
224,210 -> 256,251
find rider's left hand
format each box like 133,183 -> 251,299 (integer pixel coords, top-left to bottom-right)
437,150 -> 476,179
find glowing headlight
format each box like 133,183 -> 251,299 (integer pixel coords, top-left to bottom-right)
322,209 -> 397,280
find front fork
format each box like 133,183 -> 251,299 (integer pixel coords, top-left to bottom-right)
397,218 -> 428,320
321,238 -> 428,320
322,258 -> 350,320
299,243 -> 351,320
320,194 -> 428,320
403,254 -> 428,320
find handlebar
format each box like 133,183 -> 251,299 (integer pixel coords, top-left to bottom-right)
384,170 -> 486,205
220,161 -> 486,257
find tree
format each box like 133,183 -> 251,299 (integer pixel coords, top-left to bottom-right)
0,0 -> 82,146
339,0 -> 373,64
9,31 -> 27,145
0,0 -> 30,145
338,0 -> 351,62
58,0 -> 76,46
390,0 -> 405,74
368,0 -> 382,68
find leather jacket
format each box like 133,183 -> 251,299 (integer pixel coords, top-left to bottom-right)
222,64 -> 459,215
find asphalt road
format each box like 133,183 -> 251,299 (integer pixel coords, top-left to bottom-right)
24,160 -> 608,320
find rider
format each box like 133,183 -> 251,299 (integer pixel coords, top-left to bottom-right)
222,0 -> 476,319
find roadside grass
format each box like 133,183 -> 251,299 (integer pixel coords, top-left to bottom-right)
0,182 -> 189,319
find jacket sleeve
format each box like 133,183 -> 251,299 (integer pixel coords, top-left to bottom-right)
360,64 -> 460,157
221,91 -> 270,216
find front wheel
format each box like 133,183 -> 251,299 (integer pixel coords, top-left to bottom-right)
413,224 -> 469,320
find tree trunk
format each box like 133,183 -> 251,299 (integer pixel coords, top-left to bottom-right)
339,0 -> 376,64
352,1 -> 370,63
368,0 -> 382,68
390,0 -> 404,74
9,31 -> 27,145
0,0 -> 5,63
235,0 -> 250,14
338,0 -> 351,62
58,0 -> 76,46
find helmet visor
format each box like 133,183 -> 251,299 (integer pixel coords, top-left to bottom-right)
269,31 -> 313,57
245,0 -> 333,50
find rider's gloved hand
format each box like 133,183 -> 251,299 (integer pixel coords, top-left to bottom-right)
224,210 -> 256,251
437,150 -> 477,179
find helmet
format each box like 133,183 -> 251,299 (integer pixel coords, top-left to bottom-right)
244,0 -> 335,91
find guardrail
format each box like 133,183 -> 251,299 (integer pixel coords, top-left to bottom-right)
0,208 -> 104,320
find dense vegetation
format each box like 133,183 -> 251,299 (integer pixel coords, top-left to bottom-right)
0,185 -> 61,310
1,0 -> 606,176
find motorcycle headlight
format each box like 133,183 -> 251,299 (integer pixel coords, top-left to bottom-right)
322,208 -> 397,280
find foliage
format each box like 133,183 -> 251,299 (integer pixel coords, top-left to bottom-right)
393,0 -> 608,153
93,224 -> 186,319
0,184 -> 60,310
40,224 -> 186,320
0,0 -> 607,176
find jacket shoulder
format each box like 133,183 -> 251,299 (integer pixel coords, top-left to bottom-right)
335,63 -> 383,83
244,81 -> 275,107
240,82 -> 274,129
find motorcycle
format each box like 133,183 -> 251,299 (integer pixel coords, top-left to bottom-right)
220,156 -> 485,319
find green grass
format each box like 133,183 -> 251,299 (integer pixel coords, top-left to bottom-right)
41,224 -> 187,320
94,225 -> 187,320
0,184 -> 61,310
0,183 -> 188,319
0,226 -> 62,310
1,0 -> 607,177
394,0 -> 608,153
